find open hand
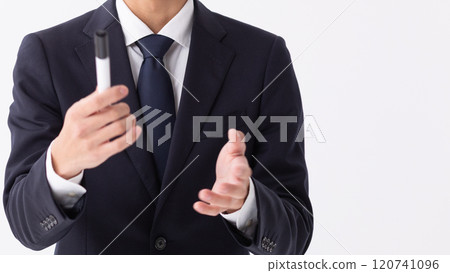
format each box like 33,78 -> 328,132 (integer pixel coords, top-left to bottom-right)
194,129 -> 252,216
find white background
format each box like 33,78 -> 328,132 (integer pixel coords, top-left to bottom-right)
0,0 -> 449,255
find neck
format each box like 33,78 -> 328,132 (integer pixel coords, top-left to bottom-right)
123,0 -> 187,33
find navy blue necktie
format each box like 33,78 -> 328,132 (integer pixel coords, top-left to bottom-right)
136,34 -> 175,182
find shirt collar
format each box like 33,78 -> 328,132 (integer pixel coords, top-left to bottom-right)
116,0 -> 194,49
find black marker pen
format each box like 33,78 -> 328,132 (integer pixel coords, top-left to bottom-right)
94,30 -> 111,93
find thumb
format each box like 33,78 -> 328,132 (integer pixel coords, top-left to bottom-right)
227,129 -> 246,156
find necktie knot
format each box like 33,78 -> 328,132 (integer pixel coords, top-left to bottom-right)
137,34 -> 174,59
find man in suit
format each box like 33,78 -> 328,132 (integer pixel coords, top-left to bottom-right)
4,0 -> 313,254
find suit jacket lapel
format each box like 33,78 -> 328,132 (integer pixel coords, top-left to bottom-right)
157,0 -> 235,204
75,0 -> 160,199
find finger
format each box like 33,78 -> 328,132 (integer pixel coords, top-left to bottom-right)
228,128 -> 245,143
198,189 -> 243,210
99,124 -> 142,157
87,102 -> 131,131
76,85 -> 129,117
226,129 -> 246,156
94,115 -> 135,144
213,181 -> 248,199
230,156 -> 252,181
193,201 -> 225,216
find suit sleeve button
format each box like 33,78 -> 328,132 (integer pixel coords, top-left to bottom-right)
154,236 -> 167,251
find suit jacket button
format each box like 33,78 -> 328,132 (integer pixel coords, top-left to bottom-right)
154,237 -> 167,251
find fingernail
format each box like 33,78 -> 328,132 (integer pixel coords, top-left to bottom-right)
120,87 -> 127,94
239,131 -> 245,142
135,126 -> 142,135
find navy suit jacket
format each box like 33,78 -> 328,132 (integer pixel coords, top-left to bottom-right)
4,0 -> 313,254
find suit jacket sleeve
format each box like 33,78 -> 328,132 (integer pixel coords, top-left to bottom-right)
223,36 -> 314,254
3,34 -> 85,251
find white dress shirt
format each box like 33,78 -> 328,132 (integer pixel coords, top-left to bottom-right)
46,0 -> 257,239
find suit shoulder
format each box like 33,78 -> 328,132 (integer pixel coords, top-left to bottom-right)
213,12 -> 280,47
31,9 -> 95,45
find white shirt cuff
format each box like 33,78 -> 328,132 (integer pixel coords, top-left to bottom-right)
221,177 -> 258,239
46,141 -> 86,209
